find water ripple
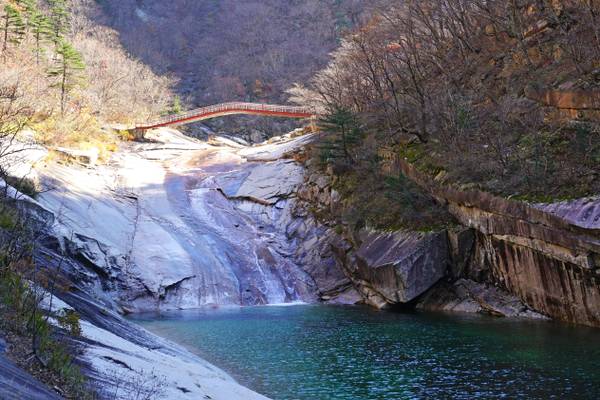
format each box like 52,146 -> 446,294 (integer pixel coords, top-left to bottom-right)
130,305 -> 600,400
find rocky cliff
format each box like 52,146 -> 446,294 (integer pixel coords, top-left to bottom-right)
374,151 -> 600,327
294,165 -> 544,318
289,141 -> 599,327
33,130 -> 331,312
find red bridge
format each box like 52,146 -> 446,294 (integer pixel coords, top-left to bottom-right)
134,102 -> 316,130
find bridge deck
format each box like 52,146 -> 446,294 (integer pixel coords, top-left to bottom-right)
134,102 -> 315,130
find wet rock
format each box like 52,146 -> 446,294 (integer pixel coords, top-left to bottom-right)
25,129 -> 326,311
29,247 -> 270,400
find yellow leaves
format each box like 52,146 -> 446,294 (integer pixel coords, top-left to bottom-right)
33,111 -> 119,164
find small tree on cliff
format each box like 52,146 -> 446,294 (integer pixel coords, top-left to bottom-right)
15,0 -> 38,28
48,0 -> 69,48
30,10 -> 52,64
2,5 -> 26,53
318,106 -> 361,165
47,40 -> 85,114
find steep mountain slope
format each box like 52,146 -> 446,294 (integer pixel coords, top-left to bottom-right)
291,0 -> 600,327
89,0 -> 370,133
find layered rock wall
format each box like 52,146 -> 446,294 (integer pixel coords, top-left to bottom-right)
380,150 -> 600,326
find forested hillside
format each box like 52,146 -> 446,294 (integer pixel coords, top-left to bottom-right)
92,0 -> 370,134
0,0 -> 172,155
293,0 -> 599,227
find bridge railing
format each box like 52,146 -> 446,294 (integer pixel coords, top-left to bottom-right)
135,102 -> 315,129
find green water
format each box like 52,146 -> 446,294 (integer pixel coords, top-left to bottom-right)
130,305 -> 600,400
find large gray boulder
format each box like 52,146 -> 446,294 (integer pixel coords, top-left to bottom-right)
333,229 -> 449,308
230,159 -> 304,205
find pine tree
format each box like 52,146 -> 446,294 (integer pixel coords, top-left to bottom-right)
47,39 -> 85,114
15,0 -> 38,30
318,106 -> 361,164
2,5 -> 26,53
30,10 -> 52,64
48,0 -> 69,48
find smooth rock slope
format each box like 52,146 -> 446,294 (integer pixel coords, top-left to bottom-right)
36,129 -> 325,311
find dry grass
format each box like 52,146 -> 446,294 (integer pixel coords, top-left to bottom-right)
33,113 -> 119,163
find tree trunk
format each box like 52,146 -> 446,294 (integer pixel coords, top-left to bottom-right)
2,14 -> 8,53
61,64 -> 67,115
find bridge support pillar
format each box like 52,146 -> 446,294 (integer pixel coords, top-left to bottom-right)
309,116 -> 318,133
132,128 -> 146,141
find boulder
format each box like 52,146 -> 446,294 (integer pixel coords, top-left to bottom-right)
234,160 -> 304,205
54,147 -> 99,166
332,229 -> 448,308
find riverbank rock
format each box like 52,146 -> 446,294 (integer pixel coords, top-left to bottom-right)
32,246 -> 270,400
379,153 -> 600,327
296,168 -> 449,309
417,279 -> 547,318
331,229 -> 448,308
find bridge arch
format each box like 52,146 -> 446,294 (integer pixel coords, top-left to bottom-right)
134,102 -> 316,130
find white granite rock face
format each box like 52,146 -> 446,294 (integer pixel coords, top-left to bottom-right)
31,129 -> 320,311
232,160 -> 304,205
0,129 -> 360,399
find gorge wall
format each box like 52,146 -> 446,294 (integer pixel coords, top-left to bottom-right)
388,154 -> 600,327
295,166 -> 545,319
18,128 -> 600,327
296,149 -> 599,327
